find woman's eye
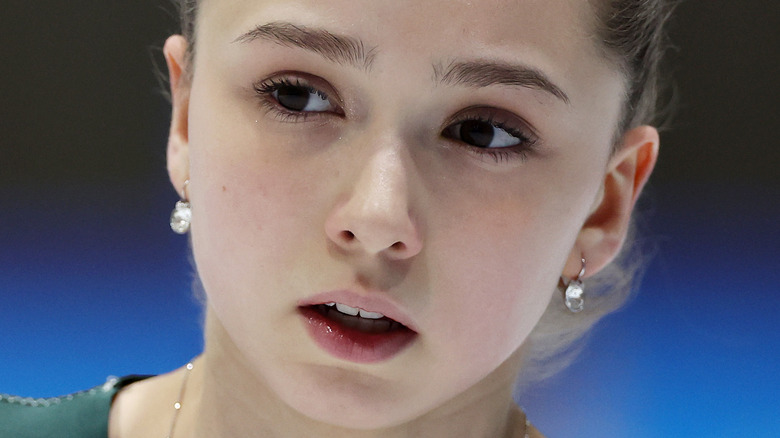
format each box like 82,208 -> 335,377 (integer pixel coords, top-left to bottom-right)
272,84 -> 334,112
254,77 -> 340,116
443,119 -> 525,149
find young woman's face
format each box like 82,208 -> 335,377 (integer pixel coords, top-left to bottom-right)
177,0 -> 627,428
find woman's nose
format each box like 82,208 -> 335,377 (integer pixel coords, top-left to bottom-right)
324,146 -> 422,260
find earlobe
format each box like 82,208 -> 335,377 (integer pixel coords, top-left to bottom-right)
164,35 -> 191,194
564,125 -> 659,278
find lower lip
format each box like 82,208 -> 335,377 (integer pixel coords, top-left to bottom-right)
299,307 -> 417,364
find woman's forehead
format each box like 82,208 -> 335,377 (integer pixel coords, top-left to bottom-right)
196,0 -> 617,109
199,0 -> 596,50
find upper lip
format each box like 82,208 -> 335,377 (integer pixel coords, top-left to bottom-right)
298,290 -> 419,332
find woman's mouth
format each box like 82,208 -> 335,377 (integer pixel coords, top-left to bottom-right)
312,302 -> 405,333
299,300 -> 417,364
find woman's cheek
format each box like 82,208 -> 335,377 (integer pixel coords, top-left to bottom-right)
422,186 -> 576,363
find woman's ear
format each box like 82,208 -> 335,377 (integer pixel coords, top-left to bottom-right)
164,35 -> 191,196
564,125 -> 659,278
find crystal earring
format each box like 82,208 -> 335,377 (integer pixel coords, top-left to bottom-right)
563,257 -> 586,313
170,180 -> 191,234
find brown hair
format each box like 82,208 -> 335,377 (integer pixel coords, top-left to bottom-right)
593,0 -> 675,139
171,0 -> 198,85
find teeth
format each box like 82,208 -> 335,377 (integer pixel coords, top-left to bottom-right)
335,303 -> 359,316
330,303 -> 386,320
358,309 -> 385,319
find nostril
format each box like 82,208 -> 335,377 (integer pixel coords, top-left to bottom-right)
341,230 -> 356,241
390,241 -> 406,251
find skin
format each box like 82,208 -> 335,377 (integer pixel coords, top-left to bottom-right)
110,0 -> 658,437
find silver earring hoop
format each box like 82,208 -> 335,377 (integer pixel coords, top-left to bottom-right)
170,179 -> 191,235
563,257 -> 586,313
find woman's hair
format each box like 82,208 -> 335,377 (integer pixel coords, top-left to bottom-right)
170,0 -> 673,383
520,0 -> 673,384
592,0 -> 675,143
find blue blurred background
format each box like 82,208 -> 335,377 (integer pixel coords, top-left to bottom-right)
1,2 -> 778,437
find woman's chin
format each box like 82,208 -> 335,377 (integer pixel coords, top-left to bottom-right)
274,369 -> 426,431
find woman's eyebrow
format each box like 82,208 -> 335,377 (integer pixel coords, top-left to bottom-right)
233,21 -> 376,71
234,22 -> 569,105
433,60 -> 570,105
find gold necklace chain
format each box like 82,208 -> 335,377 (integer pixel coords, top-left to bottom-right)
166,361 -> 531,438
166,361 -> 193,438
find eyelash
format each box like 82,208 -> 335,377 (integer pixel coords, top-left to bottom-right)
253,75 -> 538,162
444,114 -> 538,163
253,77 -> 337,122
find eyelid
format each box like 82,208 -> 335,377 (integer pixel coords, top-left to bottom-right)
445,106 -> 540,144
253,71 -> 345,111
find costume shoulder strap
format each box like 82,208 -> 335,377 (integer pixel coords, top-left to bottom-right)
0,375 -> 152,438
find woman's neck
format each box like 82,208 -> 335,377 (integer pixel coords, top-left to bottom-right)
178,309 -> 528,438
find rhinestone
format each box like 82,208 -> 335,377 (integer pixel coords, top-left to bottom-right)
565,281 -> 585,313
170,201 -> 192,234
